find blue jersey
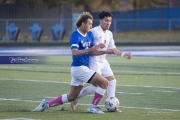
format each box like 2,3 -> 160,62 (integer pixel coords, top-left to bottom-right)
70,29 -> 94,67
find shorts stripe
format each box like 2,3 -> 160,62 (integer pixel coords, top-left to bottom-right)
87,72 -> 96,83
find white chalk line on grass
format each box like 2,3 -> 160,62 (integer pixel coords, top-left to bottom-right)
45,95 -> 95,99
117,92 -> 144,94
0,98 -> 179,112
0,78 -> 180,90
153,90 -> 177,93
0,98 -> 39,103
0,66 -> 180,75
0,78 -> 69,84
113,70 -> 180,75
0,66 -> 70,69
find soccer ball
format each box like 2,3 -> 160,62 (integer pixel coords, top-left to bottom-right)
105,97 -> 120,111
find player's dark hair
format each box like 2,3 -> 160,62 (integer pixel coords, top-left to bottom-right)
98,11 -> 113,19
76,11 -> 93,27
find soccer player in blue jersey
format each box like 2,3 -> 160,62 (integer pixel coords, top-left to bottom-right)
71,11 -> 132,113
32,12 -> 114,114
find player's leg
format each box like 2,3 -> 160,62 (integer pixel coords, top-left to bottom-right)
71,66 -> 108,113
77,84 -> 97,99
77,60 -> 116,98
105,76 -> 116,97
32,66 -> 85,112
102,60 -> 122,112
90,73 -> 109,104
71,62 -> 107,111
71,63 -> 101,111
102,60 -> 116,97
76,61 -> 102,99
48,67 -> 85,108
76,66 -> 101,99
48,85 -> 83,107
71,84 -> 97,111
87,72 -> 109,113
104,78 -> 122,113
32,85 -> 82,112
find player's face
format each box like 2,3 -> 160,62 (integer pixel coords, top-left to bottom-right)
84,19 -> 93,33
100,16 -> 112,31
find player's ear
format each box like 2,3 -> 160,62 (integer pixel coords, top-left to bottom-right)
99,19 -> 102,23
82,22 -> 85,26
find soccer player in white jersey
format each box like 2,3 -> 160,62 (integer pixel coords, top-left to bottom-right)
31,12 -> 115,114
71,11 -> 132,112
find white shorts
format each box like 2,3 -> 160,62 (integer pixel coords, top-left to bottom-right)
89,59 -> 113,77
71,66 -> 96,86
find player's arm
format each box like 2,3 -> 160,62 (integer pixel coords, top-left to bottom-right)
72,44 -> 100,56
108,35 -> 131,59
90,43 -> 115,56
70,33 -> 99,56
90,49 -> 115,56
112,48 -> 132,59
72,49 -> 91,56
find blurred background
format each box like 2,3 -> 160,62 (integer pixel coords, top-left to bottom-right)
0,0 -> 180,45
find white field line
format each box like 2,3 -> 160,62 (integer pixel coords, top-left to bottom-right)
0,98 -> 39,103
0,78 -> 69,84
0,98 -> 179,112
45,95 -> 94,99
153,90 -> 177,93
0,66 -> 29,68
0,78 -> 180,90
117,92 -> 144,94
113,70 -> 180,75
1,66 -> 180,75
0,66 -> 70,69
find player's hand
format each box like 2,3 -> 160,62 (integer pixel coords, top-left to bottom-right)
106,49 -> 115,54
123,53 -> 132,59
98,43 -> 106,49
90,44 -> 100,52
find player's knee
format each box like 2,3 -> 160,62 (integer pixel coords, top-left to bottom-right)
100,79 -> 109,89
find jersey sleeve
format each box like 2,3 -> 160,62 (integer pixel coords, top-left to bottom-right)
107,31 -> 116,49
70,32 -> 79,50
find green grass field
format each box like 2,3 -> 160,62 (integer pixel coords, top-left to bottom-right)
0,56 -> 180,120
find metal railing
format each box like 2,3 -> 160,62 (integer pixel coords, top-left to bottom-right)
0,19 -> 180,42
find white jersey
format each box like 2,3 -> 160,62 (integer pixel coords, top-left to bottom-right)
90,26 -> 116,62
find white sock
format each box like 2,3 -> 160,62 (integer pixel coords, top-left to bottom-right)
62,94 -> 68,103
107,79 -> 116,97
95,86 -> 106,95
78,85 -> 97,99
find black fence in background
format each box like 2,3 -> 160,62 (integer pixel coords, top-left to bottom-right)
0,5 -> 180,44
